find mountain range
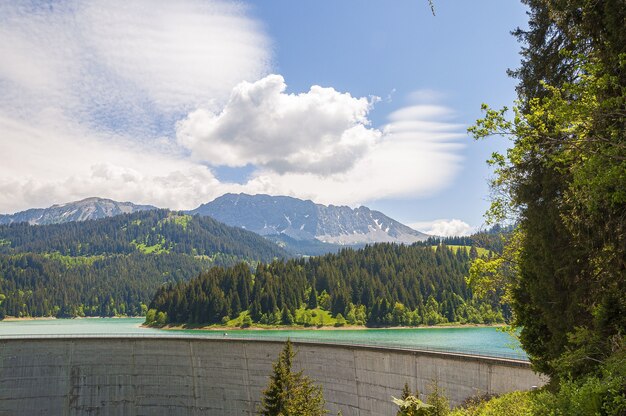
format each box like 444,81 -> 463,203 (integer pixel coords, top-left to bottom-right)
190,193 -> 428,244
0,194 -> 429,255
0,197 -> 155,225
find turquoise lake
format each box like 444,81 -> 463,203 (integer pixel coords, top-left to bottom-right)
0,318 -> 527,360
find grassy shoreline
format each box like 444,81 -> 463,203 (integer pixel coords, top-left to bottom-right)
0,316 -> 506,331
151,322 -> 506,331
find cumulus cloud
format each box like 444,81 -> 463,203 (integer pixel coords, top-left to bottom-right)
177,74 -> 379,175
409,219 -> 475,237
177,80 -> 465,205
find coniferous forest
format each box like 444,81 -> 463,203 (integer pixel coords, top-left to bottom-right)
147,243 -> 504,327
0,210 -> 287,318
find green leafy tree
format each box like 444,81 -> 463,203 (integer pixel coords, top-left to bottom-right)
155,311 -> 168,327
334,313 -> 346,327
144,308 -> 157,326
259,340 -> 327,416
241,314 -> 253,328
468,0 -> 626,380
393,396 -> 433,416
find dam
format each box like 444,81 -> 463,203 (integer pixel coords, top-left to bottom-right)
0,335 -> 545,415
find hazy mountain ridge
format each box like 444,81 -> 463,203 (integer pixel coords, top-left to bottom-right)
189,193 -> 429,246
0,197 -> 157,225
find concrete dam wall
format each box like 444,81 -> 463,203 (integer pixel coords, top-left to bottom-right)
0,336 -> 545,415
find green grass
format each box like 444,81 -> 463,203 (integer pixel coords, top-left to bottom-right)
222,308 -> 339,328
159,213 -> 193,230
131,239 -> 169,254
42,252 -> 105,267
431,245 -> 490,257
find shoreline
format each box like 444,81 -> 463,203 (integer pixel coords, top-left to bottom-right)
1,316 -> 136,322
152,322 -> 506,331
1,317 -> 507,331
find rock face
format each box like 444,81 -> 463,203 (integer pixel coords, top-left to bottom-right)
189,193 -> 428,245
0,197 -> 157,225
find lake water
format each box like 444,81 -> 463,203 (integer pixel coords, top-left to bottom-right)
0,318 -> 527,360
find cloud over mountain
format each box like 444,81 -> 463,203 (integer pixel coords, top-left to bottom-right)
178,77 -> 465,206
409,219 -> 474,237
177,74 -> 379,176
0,2 -> 466,215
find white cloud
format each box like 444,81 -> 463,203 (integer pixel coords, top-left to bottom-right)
177,78 -> 465,205
78,1 -> 269,112
409,219 -> 475,237
0,114 -> 229,213
0,3 -> 467,215
0,0 -> 270,135
177,74 -> 379,176
0,0 -> 271,214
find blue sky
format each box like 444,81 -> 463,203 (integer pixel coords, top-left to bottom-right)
247,0 -> 528,231
0,0 -> 528,235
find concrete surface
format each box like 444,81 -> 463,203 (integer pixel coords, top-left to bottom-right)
0,337 -> 546,415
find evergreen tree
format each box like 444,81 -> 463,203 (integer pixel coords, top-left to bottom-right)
425,381 -> 449,416
308,280 -> 318,309
469,0 -> 626,379
258,340 -> 326,416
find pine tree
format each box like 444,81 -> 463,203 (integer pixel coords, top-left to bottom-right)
259,340 -> 326,416
308,281 -> 318,309
425,381 -> 449,416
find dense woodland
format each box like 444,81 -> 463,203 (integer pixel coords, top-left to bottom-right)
147,243 -> 505,327
0,210 -> 287,318
0,209 -> 287,260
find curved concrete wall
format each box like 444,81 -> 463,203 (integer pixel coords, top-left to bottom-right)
0,337 -> 545,415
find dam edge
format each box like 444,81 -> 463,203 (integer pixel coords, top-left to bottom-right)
0,336 -> 546,415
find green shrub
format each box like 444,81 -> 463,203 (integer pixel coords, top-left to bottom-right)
334,313 -> 346,327
241,314 -> 252,328
144,308 -> 157,326
531,353 -> 626,416
451,391 -> 532,416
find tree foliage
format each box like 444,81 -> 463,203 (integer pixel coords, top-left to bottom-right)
0,210 -> 287,318
469,0 -> 625,380
259,340 -> 326,416
148,243 -> 505,327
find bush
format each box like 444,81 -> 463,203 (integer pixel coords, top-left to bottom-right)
451,391 -> 532,416
531,352 -> 626,416
144,308 -> 157,326
155,311 -> 168,326
241,314 -> 252,328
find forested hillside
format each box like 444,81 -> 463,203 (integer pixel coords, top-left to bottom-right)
148,243 -> 504,327
0,210 -> 288,318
